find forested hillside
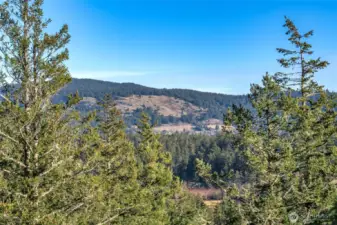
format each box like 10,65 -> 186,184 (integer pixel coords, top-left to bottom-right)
53,78 -> 250,120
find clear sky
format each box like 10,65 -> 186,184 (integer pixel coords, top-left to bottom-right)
43,0 -> 337,94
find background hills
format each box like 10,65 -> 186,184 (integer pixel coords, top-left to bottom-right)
53,78 -> 250,134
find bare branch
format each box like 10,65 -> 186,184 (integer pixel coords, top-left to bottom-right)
97,214 -> 120,225
0,130 -> 19,143
39,156 -> 73,177
0,93 -> 11,102
66,202 -> 84,215
0,151 -> 26,168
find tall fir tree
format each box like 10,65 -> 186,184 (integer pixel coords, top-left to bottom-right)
0,0 -> 82,222
198,17 -> 337,225
75,94 -> 147,224
271,17 -> 337,224
0,0 -> 121,223
135,112 -> 175,224
0,1 -> 130,223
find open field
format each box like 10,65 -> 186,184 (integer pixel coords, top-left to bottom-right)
153,123 -> 194,132
203,200 -> 222,208
188,187 -> 222,200
116,95 -> 206,117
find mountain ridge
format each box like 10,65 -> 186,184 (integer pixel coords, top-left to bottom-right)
52,78 -> 251,134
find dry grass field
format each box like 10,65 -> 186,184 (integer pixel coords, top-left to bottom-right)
116,95 -> 205,117
203,200 -> 222,208
153,123 -> 194,132
188,187 -> 222,200
188,187 -> 223,208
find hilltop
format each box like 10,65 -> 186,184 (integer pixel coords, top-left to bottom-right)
53,78 -> 250,133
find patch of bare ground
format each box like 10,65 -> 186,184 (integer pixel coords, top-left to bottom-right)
202,119 -> 223,130
187,188 -> 223,208
81,97 -> 97,105
153,119 -> 224,134
182,184 -> 222,208
188,187 -> 222,200
203,200 -> 222,208
116,95 -> 206,117
153,123 -> 194,133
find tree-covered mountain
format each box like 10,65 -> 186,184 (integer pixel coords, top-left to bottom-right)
53,78 -> 250,130
53,78 -> 250,119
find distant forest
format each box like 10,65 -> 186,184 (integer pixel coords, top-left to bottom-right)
53,78 -> 251,123
159,133 -> 249,185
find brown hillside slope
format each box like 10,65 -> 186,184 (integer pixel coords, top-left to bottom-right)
116,95 -> 206,117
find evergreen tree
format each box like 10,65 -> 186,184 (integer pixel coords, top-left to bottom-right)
198,17 -> 337,224
77,95 -> 146,224
0,0 -> 93,223
0,1 -> 142,224
271,17 -> 337,224
135,112 -> 175,224
136,113 -> 211,224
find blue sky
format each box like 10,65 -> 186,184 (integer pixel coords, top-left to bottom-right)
44,0 -> 337,94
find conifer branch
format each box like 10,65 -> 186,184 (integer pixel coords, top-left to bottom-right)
0,151 -> 26,168
0,130 -> 19,143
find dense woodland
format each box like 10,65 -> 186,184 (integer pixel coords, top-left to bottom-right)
0,0 -> 337,224
139,133 -> 249,185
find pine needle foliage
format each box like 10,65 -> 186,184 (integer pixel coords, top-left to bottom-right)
198,17 -> 337,225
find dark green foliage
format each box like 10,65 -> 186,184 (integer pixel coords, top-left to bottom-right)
66,90 -> 82,107
124,108 -> 197,127
274,17 -> 329,97
213,200 -> 243,225
124,106 -> 163,127
168,191 -> 212,225
159,133 -> 249,184
330,200 -> 337,224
